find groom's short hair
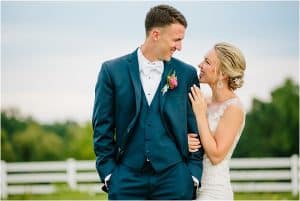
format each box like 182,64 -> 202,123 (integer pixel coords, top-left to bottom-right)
145,4 -> 187,36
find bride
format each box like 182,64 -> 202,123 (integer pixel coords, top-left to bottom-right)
188,42 -> 246,200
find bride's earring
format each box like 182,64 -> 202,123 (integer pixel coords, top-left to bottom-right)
217,80 -> 224,89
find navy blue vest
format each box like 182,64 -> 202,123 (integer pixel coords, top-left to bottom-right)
122,80 -> 182,172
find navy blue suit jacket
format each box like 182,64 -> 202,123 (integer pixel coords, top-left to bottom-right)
92,49 -> 203,182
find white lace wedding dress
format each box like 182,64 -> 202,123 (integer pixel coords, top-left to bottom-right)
197,96 -> 245,200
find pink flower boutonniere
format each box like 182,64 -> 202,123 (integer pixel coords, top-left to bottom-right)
161,70 -> 178,95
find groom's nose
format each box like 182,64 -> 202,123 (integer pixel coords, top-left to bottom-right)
175,42 -> 182,51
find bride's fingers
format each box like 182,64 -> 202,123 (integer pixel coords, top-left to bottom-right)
188,141 -> 200,150
189,142 -> 201,150
188,139 -> 198,145
189,136 -> 201,143
193,84 -> 200,92
189,148 -> 199,153
190,86 -> 197,98
189,137 -> 200,142
190,146 -> 200,151
197,88 -> 204,99
190,142 -> 201,147
193,85 -> 202,98
188,92 -> 194,102
188,136 -> 199,143
188,133 -> 198,138
189,141 -> 199,146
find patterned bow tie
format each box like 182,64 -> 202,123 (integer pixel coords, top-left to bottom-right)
141,62 -> 163,75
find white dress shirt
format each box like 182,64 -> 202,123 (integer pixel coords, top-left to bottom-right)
137,48 -> 164,105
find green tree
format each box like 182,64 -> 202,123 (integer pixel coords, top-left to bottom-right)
1,129 -> 16,161
12,124 -> 64,161
42,120 -> 79,139
1,108 -> 29,140
234,78 -> 299,157
65,122 -> 95,160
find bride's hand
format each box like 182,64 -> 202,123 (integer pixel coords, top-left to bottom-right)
188,133 -> 201,152
188,85 -> 207,117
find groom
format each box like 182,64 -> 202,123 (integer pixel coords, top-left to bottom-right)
92,4 -> 203,200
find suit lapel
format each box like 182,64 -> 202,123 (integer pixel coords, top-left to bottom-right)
127,49 -> 142,122
159,60 -> 172,115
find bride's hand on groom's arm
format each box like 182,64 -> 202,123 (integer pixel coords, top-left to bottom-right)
188,133 -> 202,152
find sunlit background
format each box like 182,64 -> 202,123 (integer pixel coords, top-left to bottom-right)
2,1 -> 298,123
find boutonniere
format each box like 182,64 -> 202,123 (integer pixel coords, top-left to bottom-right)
161,70 -> 178,95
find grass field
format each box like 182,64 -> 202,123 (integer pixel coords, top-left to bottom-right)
6,190 -> 299,200
234,192 -> 299,200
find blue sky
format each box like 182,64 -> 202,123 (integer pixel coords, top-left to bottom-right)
1,1 -> 299,123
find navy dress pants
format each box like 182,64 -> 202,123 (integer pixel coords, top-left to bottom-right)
108,161 -> 194,200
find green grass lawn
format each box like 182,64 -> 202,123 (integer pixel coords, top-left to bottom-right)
6,191 -> 299,200
234,192 -> 299,200
7,190 -> 108,200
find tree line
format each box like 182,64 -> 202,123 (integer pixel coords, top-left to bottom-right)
1,78 -> 298,162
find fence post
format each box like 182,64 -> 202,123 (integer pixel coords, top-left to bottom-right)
290,154 -> 299,196
0,161 -> 8,199
67,158 -> 77,190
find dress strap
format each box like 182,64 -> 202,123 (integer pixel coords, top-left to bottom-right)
218,97 -> 244,117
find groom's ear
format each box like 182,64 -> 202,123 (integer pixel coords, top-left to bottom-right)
149,28 -> 160,41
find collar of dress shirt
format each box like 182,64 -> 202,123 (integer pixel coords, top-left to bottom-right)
137,48 -> 164,75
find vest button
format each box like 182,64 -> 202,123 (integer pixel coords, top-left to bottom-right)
118,147 -> 124,154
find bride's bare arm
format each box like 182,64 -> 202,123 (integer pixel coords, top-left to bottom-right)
189,85 -> 244,165
197,105 -> 243,165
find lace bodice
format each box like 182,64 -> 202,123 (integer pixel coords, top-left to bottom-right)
200,96 -> 245,187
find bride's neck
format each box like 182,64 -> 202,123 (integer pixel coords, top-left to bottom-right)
211,87 -> 235,103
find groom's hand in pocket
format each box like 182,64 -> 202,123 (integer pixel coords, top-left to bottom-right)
192,176 -> 199,199
101,183 -> 108,193
101,174 -> 112,193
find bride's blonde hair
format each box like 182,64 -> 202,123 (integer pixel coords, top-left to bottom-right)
214,42 -> 246,90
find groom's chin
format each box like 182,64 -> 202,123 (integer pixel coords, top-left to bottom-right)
164,57 -> 171,62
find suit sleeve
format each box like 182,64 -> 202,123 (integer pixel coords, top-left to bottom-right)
92,62 -> 116,182
187,69 -> 204,183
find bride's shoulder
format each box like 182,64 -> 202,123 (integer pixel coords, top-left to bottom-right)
223,97 -> 245,117
227,96 -> 244,111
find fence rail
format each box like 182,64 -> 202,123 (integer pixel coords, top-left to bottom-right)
1,155 -> 299,199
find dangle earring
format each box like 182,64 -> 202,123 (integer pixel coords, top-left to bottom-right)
217,80 -> 224,89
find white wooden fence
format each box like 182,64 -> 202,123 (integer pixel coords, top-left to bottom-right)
1,155 -> 299,199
